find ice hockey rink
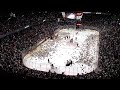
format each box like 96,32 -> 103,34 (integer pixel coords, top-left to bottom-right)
23,28 -> 99,76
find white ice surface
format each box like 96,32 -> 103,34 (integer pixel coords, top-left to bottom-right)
23,29 -> 99,76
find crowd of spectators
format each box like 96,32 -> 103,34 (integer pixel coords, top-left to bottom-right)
0,11 -> 120,79
0,11 -> 58,35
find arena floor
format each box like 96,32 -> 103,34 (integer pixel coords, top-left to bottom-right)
23,28 -> 99,76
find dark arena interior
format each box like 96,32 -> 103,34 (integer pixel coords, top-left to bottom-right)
0,8 -> 120,79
